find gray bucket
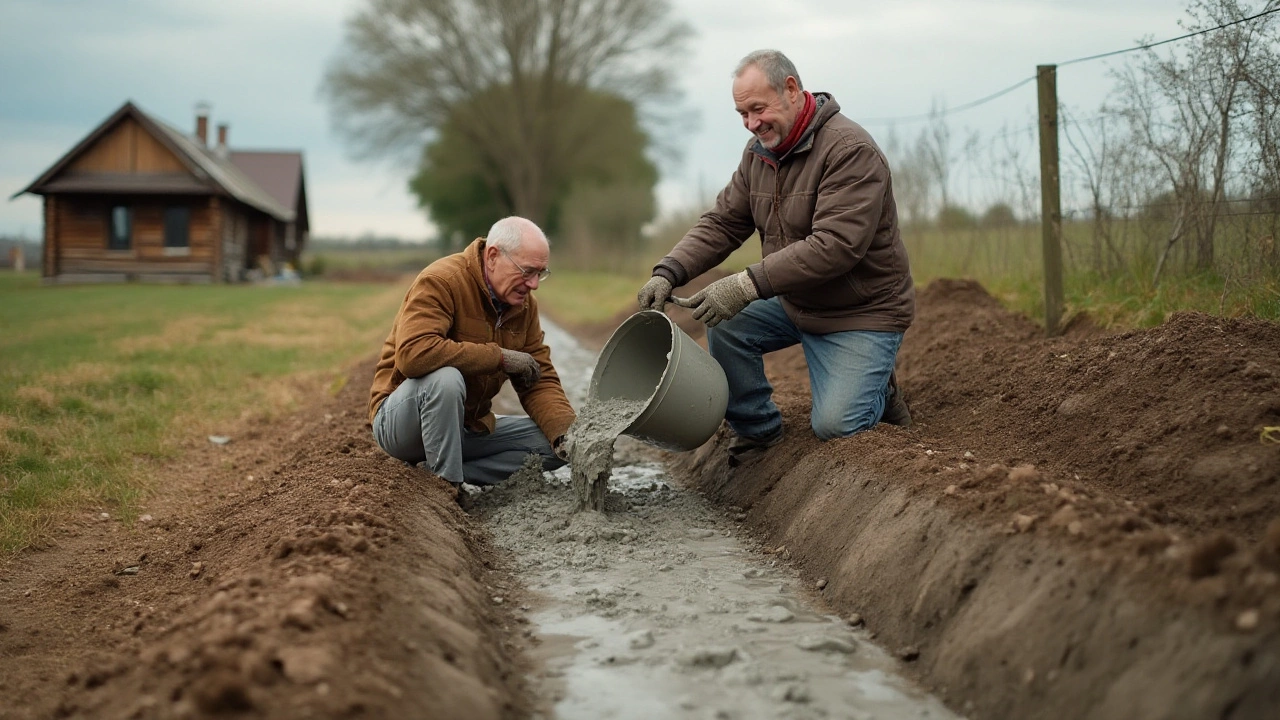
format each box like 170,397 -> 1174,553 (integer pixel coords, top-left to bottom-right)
589,310 -> 729,452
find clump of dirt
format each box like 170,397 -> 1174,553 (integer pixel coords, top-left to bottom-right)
0,360 -> 531,720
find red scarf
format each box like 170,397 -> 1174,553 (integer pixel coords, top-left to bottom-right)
772,91 -> 815,158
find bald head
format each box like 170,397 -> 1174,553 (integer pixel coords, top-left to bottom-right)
487,216 -> 548,255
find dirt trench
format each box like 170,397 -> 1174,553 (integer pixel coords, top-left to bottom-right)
2,277 -> 1278,720
663,279 -> 1280,720
0,361 -> 534,719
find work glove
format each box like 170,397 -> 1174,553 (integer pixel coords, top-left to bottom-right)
500,348 -> 540,392
637,275 -> 674,311
552,434 -> 572,462
672,271 -> 758,328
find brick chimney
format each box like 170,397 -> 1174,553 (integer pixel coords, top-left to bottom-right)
195,102 -> 211,146
215,123 -> 230,159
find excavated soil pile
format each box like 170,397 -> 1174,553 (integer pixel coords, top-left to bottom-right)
670,278 -> 1280,720
0,360 -> 530,720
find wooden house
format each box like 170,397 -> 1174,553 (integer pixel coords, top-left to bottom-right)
12,101 -> 309,283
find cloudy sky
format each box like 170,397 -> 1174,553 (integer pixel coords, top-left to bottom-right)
0,0 -> 1185,241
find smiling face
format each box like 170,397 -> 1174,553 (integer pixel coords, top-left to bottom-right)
484,233 -> 549,307
733,64 -> 803,149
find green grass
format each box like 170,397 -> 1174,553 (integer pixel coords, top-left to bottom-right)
534,270 -> 648,325
904,222 -> 1280,328
0,272 -> 404,553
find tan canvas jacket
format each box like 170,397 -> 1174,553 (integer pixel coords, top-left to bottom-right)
368,239 -> 575,443
656,93 -> 914,334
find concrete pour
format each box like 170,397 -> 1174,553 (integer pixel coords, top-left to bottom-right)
470,320 -> 962,720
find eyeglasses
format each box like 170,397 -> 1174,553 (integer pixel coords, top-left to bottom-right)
501,248 -> 551,282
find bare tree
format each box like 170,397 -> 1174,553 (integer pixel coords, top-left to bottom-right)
321,0 -> 692,226
1062,108 -> 1130,274
883,127 -> 934,226
1108,0 -> 1280,284
920,100 -> 954,211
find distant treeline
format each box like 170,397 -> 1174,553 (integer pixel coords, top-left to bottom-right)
307,236 -> 438,251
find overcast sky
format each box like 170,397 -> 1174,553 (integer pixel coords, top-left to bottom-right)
0,0 -> 1186,241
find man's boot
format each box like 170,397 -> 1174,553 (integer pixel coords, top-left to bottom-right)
881,372 -> 912,427
727,425 -> 784,467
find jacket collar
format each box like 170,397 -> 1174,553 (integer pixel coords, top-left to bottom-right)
749,92 -> 839,167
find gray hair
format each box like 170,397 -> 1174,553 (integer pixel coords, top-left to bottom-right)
486,216 -> 548,252
734,49 -> 803,95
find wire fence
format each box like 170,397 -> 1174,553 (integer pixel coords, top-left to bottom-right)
877,1 -> 1280,296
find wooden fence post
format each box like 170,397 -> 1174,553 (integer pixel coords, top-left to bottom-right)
1037,64 -> 1064,336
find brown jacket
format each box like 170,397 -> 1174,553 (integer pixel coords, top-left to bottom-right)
656,93 -> 914,334
368,239 -> 575,443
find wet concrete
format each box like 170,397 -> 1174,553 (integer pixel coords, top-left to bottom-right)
473,319 -> 962,720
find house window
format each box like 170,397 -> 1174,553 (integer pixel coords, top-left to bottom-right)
164,206 -> 190,249
108,206 -> 131,250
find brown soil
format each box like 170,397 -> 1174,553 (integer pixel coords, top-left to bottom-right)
3,275 -> 1278,720
672,278 -> 1280,720
0,360 -> 532,720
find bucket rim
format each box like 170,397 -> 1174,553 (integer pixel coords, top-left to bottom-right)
587,310 -> 679,434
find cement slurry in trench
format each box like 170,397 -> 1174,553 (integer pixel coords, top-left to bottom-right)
471,319 -> 961,720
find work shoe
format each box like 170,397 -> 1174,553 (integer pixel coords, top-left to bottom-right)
881,372 -> 912,427
727,425 -> 784,467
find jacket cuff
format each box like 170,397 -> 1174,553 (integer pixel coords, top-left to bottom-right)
653,258 -> 689,288
745,264 -> 772,298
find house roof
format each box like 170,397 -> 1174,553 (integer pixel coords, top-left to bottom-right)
13,101 -> 299,224
228,151 -> 304,211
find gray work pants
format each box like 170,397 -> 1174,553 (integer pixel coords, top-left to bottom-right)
371,366 -> 565,485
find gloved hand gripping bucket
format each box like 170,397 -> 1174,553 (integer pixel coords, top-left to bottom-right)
589,310 -> 729,451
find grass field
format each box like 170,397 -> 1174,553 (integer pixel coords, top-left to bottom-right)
0,273 -> 405,553
903,223 -> 1280,328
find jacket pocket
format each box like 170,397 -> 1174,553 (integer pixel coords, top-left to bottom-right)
454,318 -> 492,343
788,272 -> 864,310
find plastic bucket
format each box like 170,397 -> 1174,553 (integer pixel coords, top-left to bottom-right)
589,310 -> 729,451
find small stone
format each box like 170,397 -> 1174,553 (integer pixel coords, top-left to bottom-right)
816,578 -> 828,590
118,566 -> 140,575
23,589 -> 32,597
747,606 -> 795,624
943,484 -> 958,496
189,562 -> 204,579
1008,464 -> 1041,484
687,528 -> 716,539
99,512 -> 110,520
139,514 -> 154,523
846,613 -> 864,627
772,683 -> 811,703
1236,609 -> 1260,632
899,646 -> 920,661
1023,668 -> 1036,685
628,630 -> 655,650
797,636 -> 857,654
678,647 -> 739,668
207,435 -> 231,446
963,451 -> 975,459
492,596 -> 504,604
1013,513 -> 1039,533
1067,520 -> 1084,536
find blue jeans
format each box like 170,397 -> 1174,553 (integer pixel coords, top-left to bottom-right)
706,297 -> 903,441
372,367 -> 565,485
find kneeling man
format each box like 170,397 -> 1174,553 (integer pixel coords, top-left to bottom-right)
369,216 -> 574,490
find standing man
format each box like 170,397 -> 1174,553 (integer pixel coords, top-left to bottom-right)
370,216 -> 574,492
638,49 -> 913,462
